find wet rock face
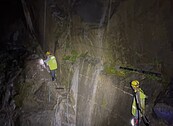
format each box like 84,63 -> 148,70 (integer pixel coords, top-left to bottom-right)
1,0 -> 173,126
70,58 -> 105,126
24,0 -> 172,125
18,64 -> 57,125
15,59 -> 62,126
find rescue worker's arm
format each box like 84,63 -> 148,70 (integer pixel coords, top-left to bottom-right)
44,56 -> 50,63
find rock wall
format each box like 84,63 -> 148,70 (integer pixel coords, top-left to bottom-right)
69,58 -> 131,126
18,0 -> 173,125
109,0 -> 173,79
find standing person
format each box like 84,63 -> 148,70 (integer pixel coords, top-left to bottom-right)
44,51 -> 58,81
131,80 -> 148,126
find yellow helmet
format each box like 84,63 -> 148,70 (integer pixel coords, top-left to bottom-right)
46,51 -> 51,55
131,80 -> 139,87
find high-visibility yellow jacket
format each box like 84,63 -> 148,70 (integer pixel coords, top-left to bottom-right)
44,55 -> 57,70
132,88 -> 146,116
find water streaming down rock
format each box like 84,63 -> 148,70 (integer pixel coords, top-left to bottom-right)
96,1 -> 109,58
70,64 -> 80,125
1,0 -> 173,125
69,58 -> 103,126
88,63 -> 103,126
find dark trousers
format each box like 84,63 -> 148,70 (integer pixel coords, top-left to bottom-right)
50,70 -> 56,81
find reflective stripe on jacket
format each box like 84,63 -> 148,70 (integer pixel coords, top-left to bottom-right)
132,88 -> 146,116
46,55 -> 57,70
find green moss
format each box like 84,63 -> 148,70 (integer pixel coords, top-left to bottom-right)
63,55 -> 71,60
62,50 -> 88,63
62,50 -> 79,62
104,65 -> 126,76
